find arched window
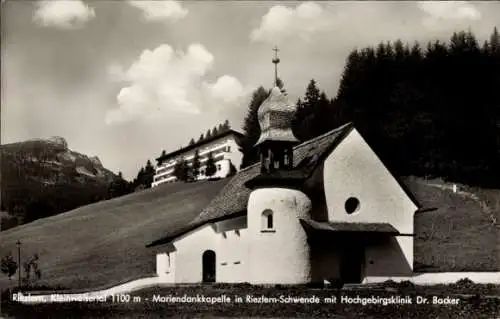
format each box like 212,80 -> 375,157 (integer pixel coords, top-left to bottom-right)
261,209 -> 274,230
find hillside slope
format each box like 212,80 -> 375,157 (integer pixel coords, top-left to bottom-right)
0,176 -> 497,290
411,177 -> 500,272
0,179 -> 230,290
1,137 -> 119,228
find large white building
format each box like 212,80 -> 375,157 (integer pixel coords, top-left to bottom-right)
152,128 -> 244,187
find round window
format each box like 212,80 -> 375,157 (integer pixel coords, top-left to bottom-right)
345,197 -> 360,214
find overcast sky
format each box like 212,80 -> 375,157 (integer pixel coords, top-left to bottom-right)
2,1 -> 499,179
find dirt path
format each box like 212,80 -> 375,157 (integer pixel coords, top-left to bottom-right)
422,181 -> 498,226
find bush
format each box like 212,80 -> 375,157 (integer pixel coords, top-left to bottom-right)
1,253 -> 18,280
382,279 -> 398,288
455,277 -> 475,287
399,280 -> 415,288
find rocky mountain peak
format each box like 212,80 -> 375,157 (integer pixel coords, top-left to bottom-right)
46,136 -> 68,149
89,156 -> 102,167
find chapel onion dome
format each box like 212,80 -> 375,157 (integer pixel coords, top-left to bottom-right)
255,86 -> 300,147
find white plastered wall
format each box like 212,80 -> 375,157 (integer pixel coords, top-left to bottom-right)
156,216 -> 250,283
247,188 -> 312,284
170,225 -> 218,283
156,252 -> 176,282
323,128 -> 417,276
217,228 -> 249,283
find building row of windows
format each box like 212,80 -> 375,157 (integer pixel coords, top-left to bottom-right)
158,145 -> 232,171
156,154 -> 224,177
156,150 -> 228,175
154,162 -> 223,183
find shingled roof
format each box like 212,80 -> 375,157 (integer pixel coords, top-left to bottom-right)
147,122 -> 354,247
255,87 -> 299,146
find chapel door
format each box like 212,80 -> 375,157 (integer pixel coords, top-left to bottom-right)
202,250 -> 216,283
340,242 -> 364,284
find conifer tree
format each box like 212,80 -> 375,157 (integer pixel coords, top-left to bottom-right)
107,171 -> 131,198
173,158 -> 189,182
205,152 -> 217,178
133,167 -> 145,189
304,79 -> 320,107
393,39 -> 406,61
143,160 -> 155,188
293,79 -> 331,141
239,86 -> 269,168
489,26 -> 499,56
192,150 -> 201,180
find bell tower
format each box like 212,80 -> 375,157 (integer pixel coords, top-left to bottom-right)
255,46 -> 299,174
245,48 -> 312,285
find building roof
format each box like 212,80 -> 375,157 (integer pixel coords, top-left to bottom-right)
155,129 -> 244,164
299,218 -> 401,235
255,87 -> 299,146
147,121 -> 422,248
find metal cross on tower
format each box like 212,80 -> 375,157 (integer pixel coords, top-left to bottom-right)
272,46 -> 280,87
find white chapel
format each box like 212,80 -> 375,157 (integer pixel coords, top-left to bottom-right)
147,53 -> 420,285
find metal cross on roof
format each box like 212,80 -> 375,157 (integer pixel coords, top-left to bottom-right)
272,46 -> 280,87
